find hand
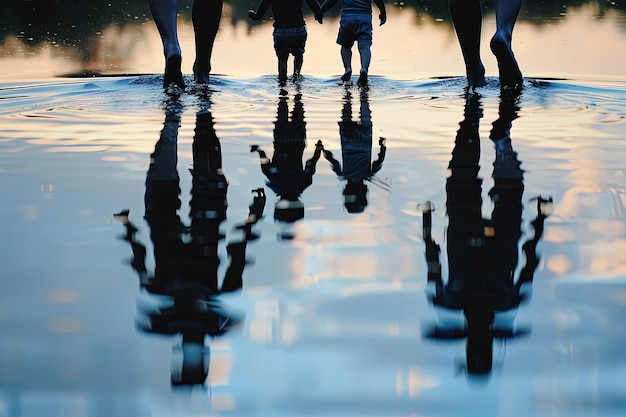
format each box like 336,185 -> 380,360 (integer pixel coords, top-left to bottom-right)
315,140 -> 324,151
379,13 -> 386,26
248,10 -> 258,20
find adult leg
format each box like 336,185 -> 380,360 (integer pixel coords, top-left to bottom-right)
449,0 -> 486,88
148,0 -> 185,89
192,0 -> 224,84
490,0 -> 523,89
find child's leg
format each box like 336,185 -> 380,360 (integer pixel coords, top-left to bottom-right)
278,58 -> 288,82
357,40 -> 371,74
341,46 -> 352,80
294,54 -> 303,76
192,0 -> 224,84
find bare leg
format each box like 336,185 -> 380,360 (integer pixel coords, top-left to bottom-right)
293,53 -> 303,79
449,0 -> 486,88
148,0 -> 185,89
357,40 -> 371,85
490,0 -> 523,89
340,45 -> 352,81
192,0 -> 224,84
278,57 -> 288,83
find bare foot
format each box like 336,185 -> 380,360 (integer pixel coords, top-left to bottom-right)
490,32 -> 523,89
164,56 -> 185,90
466,60 -> 486,89
193,60 -> 210,84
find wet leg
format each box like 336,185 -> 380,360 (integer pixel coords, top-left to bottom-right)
148,0 -> 185,89
449,0 -> 486,88
278,57 -> 288,83
340,45 -> 352,81
490,0 -> 523,89
192,0 -> 224,84
293,53 -> 303,80
357,40 -> 371,85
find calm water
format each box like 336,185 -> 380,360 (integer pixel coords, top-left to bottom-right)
1,2 -> 626,417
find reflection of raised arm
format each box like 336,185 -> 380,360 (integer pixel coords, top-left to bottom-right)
304,140 -> 324,174
248,0 -> 271,20
323,148 -> 343,176
222,188 -> 266,293
114,211 -> 150,287
371,137 -> 387,175
250,144 -> 272,176
421,202 -> 442,285
517,196 -> 553,288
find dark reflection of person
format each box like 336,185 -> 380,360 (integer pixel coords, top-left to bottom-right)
115,102 -> 265,387
148,0 -> 223,90
450,0 -> 523,89
421,90 -> 553,378
250,93 -> 323,225
323,89 -> 386,213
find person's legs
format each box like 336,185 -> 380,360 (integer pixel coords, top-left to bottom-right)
449,0 -> 486,88
356,40 -> 371,85
278,57 -> 289,83
292,28 -> 307,79
273,30 -> 290,83
341,45 -> 353,81
148,0 -> 185,89
192,0 -> 224,84
490,0 -> 523,89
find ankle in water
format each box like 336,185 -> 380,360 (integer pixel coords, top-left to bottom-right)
164,56 -> 185,90
341,70 -> 352,82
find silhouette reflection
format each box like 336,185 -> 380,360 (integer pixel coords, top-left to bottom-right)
421,90 -> 553,379
250,92 -> 322,228
323,88 -> 387,213
115,100 -> 265,387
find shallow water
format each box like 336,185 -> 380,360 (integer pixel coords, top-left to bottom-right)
1,3 -> 626,417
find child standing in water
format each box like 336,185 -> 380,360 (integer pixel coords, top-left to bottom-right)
321,0 -> 386,86
249,0 -> 324,83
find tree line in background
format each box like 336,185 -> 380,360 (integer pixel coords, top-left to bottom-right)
0,0 -> 622,51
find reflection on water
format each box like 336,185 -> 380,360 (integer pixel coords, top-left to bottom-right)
0,20 -> 626,414
420,90 -> 553,380
114,98 -> 266,388
250,92 -> 321,227
323,89 -> 387,213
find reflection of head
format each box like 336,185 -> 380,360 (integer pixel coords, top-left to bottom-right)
343,182 -> 368,213
464,308 -> 495,376
274,197 -> 304,223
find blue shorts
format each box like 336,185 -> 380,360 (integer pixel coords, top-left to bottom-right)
336,13 -> 372,47
273,26 -> 307,59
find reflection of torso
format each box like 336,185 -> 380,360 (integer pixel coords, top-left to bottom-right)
267,114 -> 311,195
439,152 -> 524,313
339,121 -> 373,182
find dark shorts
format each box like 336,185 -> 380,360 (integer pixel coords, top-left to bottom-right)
336,13 -> 372,47
273,26 -> 307,59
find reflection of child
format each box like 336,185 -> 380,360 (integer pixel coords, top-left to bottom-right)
249,0 -> 324,83
323,92 -> 386,213
250,94 -> 323,223
321,0 -> 387,85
